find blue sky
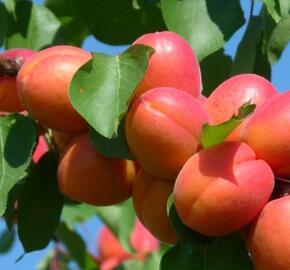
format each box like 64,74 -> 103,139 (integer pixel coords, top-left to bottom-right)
1,0 -> 290,269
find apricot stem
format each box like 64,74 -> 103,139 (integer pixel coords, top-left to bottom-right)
0,56 -> 24,76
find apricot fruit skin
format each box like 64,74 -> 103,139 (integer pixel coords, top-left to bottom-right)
0,49 -> 35,112
17,45 -> 91,133
58,133 -> 136,206
132,31 -> 201,100
132,169 -> 178,244
174,141 -> 274,237
205,74 -> 277,140
245,196 -> 290,270
126,87 -> 208,179
241,91 -> 290,177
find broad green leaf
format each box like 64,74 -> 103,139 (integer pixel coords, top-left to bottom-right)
18,152 -> 64,252
160,0 -> 245,61
200,49 -> 233,97
0,227 -> 15,254
45,0 -> 89,46
278,0 -> 290,18
69,45 -> 154,138
0,114 -> 37,216
160,234 -> 253,270
62,203 -> 97,229
263,0 -> 281,22
89,118 -> 132,160
76,0 -> 166,45
231,16 -> 263,75
200,103 -> 256,149
5,1 -> 62,50
267,14 -> 290,63
95,199 -> 135,252
56,223 -> 97,270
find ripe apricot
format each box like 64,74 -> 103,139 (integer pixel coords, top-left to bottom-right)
17,45 -> 91,133
0,49 -> 35,112
132,31 -> 201,100
58,133 -> 136,206
245,196 -> 290,270
205,74 -> 277,140
51,130 -> 76,154
241,91 -> 290,177
174,141 -> 274,236
126,87 -> 208,179
132,169 -> 178,244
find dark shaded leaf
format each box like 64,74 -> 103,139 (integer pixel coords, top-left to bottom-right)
18,152 -> 64,252
0,227 -> 15,254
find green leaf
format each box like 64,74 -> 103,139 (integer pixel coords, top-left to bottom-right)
76,0 -> 166,45
231,16 -> 263,75
160,0 -> 245,61
267,14 -> 290,63
0,114 -> 37,216
160,234 -> 253,270
200,103 -> 256,149
278,0 -> 290,18
263,0 -> 281,22
69,45 -> 154,138
18,152 -> 64,252
0,3 -> 9,46
89,118 -> 132,160
0,227 -> 15,254
200,49 -> 233,97
45,0 -> 89,46
5,1 -> 61,50
56,223 -> 97,270
62,203 -> 97,229
95,199 -> 135,252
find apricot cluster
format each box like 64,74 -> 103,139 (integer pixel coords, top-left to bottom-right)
1,31 -> 290,270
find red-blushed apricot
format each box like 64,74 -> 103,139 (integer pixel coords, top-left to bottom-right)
0,49 -> 35,112
51,130 -> 76,154
245,196 -> 290,270
205,74 -> 277,141
174,141 -> 274,237
32,135 -> 48,163
133,169 -> 178,244
132,31 -> 201,100
126,87 -> 209,179
241,91 -> 290,177
58,133 -> 136,206
17,45 -> 91,133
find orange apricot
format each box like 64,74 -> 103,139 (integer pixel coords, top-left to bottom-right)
174,141 -> 274,237
58,133 -> 135,206
132,169 -> 178,244
17,45 -> 91,133
126,87 -> 208,179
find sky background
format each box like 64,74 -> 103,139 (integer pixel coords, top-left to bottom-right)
1,0 -> 290,269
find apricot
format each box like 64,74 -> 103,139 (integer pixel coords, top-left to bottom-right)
132,31 -> 201,100
245,196 -> 290,270
205,74 -> 277,140
58,133 -> 136,206
174,141 -> 274,237
51,130 -> 76,153
132,169 -> 178,244
241,91 -> 290,177
0,49 -> 35,112
32,135 -> 48,163
17,45 -> 91,133
126,87 -> 208,179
